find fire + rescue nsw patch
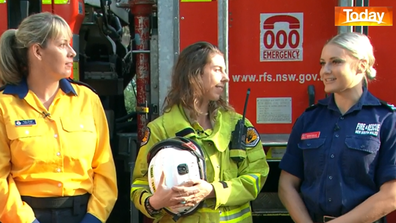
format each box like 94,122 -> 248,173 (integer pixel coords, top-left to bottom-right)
245,127 -> 260,147
141,127 -> 151,146
355,123 -> 381,137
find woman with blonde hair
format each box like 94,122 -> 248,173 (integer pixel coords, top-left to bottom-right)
0,12 -> 117,223
279,32 -> 396,223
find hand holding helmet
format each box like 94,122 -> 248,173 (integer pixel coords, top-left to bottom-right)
170,179 -> 214,209
147,137 -> 208,218
149,171 -> 197,211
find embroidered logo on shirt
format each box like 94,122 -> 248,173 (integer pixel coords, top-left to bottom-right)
15,119 -> 36,126
245,127 -> 260,147
140,127 -> 151,146
301,131 -> 320,140
355,123 -> 381,136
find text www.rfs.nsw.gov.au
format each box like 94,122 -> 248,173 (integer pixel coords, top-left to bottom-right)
231,72 -> 322,84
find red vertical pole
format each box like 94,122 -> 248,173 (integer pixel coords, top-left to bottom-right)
0,1 -> 7,36
131,0 -> 155,143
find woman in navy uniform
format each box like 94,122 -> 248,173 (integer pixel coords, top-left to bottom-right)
278,32 -> 396,223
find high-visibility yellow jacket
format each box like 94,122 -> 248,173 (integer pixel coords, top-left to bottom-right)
131,105 -> 269,223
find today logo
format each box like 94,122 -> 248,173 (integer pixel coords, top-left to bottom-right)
335,7 -> 393,26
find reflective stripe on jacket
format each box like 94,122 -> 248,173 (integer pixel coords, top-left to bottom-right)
131,105 -> 269,222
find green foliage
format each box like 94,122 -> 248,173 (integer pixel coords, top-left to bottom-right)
124,77 -> 137,114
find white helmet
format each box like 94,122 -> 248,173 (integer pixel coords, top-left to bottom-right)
147,137 -> 206,219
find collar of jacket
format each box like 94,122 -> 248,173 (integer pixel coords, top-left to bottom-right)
3,78 -> 77,99
182,106 -> 217,128
162,104 -> 237,152
317,87 -> 381,114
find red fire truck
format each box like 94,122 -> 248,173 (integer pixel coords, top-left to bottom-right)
0,0 -> 395,222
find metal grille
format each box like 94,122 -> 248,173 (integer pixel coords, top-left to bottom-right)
252,192 -> 289,216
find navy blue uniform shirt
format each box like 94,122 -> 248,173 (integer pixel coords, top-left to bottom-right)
279,88 -> 396,218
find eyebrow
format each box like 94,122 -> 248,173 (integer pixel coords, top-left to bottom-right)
320,57 -> 344,61
213,65 -> 226,71
56,38 -> 69,42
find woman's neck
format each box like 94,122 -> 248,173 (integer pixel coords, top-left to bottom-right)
334,86 -> 363,115
27,74 -> 59,110
196,101 -> 211,129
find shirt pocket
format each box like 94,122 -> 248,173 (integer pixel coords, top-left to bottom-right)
342,136 -> 380,179
61,116 -> 96,133
298,138 -> 326,179
6,123 -> 43,140
5,119 -> 47,164
60,116 -> 97,158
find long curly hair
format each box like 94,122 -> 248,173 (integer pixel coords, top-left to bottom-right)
162,41 -> 234,119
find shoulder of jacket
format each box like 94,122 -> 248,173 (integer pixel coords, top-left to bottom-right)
0,85 -> 6,92
67,78 -> 97,94
154,109 -> 177,130
305,103 -> 319,112
160,107 -> 178,120
224,110 -> 241,121
228,111 -> 255,127
150,115 -> 164,127
379,100 -> 396,112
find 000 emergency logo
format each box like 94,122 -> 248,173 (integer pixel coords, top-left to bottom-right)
260,12 -> 304,62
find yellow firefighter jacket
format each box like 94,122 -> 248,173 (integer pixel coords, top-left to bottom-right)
131,105 -> 269,223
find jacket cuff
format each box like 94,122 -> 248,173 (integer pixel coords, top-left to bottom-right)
32,219 -> 41,223
80,213 -> 102,223
211,182 -> 231,209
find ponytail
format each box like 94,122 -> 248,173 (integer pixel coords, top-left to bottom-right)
0,29 -> 27,85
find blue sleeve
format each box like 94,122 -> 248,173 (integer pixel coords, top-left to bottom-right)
32,219 -> 40,223
376,112 -> 396,186
279,115 -> 305,179
80,213 -> 102,223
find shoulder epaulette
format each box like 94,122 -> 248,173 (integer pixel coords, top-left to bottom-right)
67,78 -> 97,94
379,100 -> 396,111
305,103 -> 318,112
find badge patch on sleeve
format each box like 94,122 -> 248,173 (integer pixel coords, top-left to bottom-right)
245,127 -> 260,147
140,127 -> 151,146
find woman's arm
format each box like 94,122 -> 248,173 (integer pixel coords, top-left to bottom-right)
211,123 -> 270,209
330,180 -> 396,223
0,113 -> 37,223
278,115 -> 315,223
131,123 -> 186,219
83,95 -> 118,222
279,170 -> 313,223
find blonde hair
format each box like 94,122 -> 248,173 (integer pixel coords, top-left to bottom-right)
0,12 -> 72,85
327,32 -> 376,86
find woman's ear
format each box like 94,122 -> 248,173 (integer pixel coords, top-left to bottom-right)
31,43 -> 43,61
357,59 -> 368,74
